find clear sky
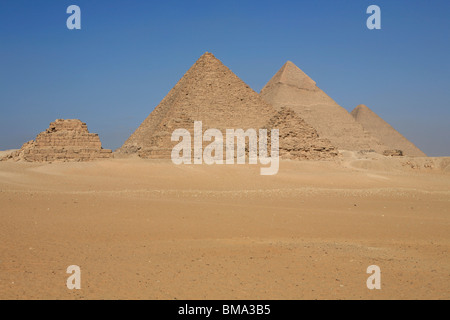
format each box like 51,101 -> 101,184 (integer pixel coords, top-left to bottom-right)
0,0 -> 449,156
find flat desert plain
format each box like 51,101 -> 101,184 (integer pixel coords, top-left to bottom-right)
0,153 -> 449,300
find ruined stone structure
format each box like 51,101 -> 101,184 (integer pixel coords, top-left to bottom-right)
351,104 -> 426,157
118,52 -> 339,161
3,119 -> 112,162
265,107 -> 338,160
383,149 -> 404,157
260,61 -> 388,153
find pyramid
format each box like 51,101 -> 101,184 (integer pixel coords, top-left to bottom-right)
119,53 -> 338,160
2,119 -> 112,162
265,107 -> 338,160
351,104 -> 426,157
119,52 -> 274,157
260,61 -> 387,153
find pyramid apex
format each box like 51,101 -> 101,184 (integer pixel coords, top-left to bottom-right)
200,51 -> 216,58
261,60 -> 317,93
119,50 -> 277,157
351,104 -> 373,118
196,52 -> 222,65
280,60 -> 299,68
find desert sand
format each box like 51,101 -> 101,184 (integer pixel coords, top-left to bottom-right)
0,154 -> 448,300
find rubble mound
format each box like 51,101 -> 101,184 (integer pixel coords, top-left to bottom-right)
265,107 -> 339,160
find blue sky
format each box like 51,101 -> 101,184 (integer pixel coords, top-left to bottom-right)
0,0 -> 449,156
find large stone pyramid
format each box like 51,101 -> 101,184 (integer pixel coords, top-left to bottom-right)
351,104 -> 426,157
260,61 -> 387,153
119,53 -> 338,160
2,119 -> 112,162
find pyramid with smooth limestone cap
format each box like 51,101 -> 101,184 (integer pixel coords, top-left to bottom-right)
260,61 -> 388,153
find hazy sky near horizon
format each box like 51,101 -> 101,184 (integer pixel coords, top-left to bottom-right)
0,0 -> 449,156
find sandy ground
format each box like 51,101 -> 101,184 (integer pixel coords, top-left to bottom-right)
0,153 -> 449,300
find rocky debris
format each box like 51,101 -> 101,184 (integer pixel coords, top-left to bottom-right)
398,158 -> 450,171
383,149 -> 404,157
3,119 -> 112,162
351,104 -> 426,157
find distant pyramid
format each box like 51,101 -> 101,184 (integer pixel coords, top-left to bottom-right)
260,61 -> 387,153
118,53 -> 338,160
351,104 -> 426,157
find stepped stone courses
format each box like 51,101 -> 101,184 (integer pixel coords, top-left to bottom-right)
3,119 -> 111,162
265,107 -> 338,160
119,52 -> 338,161
119,52 -> 274,158
260,61 -> 388,153
351,104 -> 426,157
